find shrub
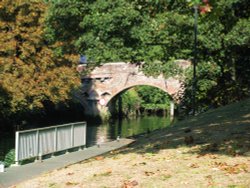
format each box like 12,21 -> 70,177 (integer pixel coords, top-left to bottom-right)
4,149 -> 15,167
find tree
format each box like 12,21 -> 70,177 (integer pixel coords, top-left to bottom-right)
136,86 -> 171,114
119,88 -> 142,116
196,0 -> 250,106
46,0 -> 250,111
0,0 -> 80,121
46,0 -> 193,67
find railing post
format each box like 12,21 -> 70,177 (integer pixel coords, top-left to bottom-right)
53,127 -> 57,157
36,130 -> 40,161
71,124 -> 74,148
84,123 -> 87,148
14,131 -> 20,166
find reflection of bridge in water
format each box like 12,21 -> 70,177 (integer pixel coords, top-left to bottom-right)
76,61 -> 190,118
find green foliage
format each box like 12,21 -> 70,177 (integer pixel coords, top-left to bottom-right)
142,60 -> 163,78
137,86 -> 171,105
196,62 -> 221,100
120,88 -> 142,116
47,0 -> 141,63
0,0 -> 247,119
117,86 -> 171,116
162,58 -> 184,78
46,1 -> 193,75
183,61 -> 221,112
225,18 -> 250,47
4,149 -> 15,167
141,104 -> 168,111
181,0 -> 250,111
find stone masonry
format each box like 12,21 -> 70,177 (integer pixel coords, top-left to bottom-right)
77,60 -> 190,117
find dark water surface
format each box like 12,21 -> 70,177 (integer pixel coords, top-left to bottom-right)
0,115 -> 172,161
86,116 -> 172,146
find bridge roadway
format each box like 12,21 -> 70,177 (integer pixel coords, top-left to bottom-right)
0,138 -> 134,188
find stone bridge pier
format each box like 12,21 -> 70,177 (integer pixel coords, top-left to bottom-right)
76,61 -> 190,119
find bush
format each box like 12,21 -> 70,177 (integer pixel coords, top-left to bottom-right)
4,149 -> 15,167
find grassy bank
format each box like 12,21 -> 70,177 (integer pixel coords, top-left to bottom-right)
14,99 -> 250,188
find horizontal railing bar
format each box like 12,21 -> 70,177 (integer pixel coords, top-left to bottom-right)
17,122 -> 86,133
16,145 -> 85,161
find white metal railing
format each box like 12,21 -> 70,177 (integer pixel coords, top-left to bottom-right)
15,122 -> 87,165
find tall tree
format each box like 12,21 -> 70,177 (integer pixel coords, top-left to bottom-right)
197,0 -> 250,106
46,0 -> 250,110
46,0 -> 194,76
0,0 -> 79,121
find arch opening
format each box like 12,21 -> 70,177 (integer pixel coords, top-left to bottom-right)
106,85 -> 175,118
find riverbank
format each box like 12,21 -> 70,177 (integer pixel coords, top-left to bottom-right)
13,98 -> 250,188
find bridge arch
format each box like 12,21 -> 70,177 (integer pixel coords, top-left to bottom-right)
105,83 -> 173,107
78,61 -> 190,117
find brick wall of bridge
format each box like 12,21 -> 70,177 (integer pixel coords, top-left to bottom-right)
77,61 -> 190,117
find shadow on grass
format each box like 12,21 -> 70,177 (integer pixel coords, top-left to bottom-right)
121,98 -> 250,157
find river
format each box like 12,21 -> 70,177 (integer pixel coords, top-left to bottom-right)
0,115 -> 172,161
86,115 -> 172,146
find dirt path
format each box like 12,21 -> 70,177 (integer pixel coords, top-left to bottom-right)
13,99 -> 250,188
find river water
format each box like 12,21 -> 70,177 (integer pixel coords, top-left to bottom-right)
0,115 -> 172,161
86,116 -> 172,146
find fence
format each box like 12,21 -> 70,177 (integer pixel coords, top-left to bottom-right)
15,122 -> 87,165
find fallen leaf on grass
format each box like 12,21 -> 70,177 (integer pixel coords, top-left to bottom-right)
93,169 -> 112,177
213,162 -> 249,174
196,154 -> 218,159
139,162 -> 147,165
161,174 -> 172,180
144,171 -> 155,176
205,175 -> 212,179
133,162 -> 147,166
122,180 -> 138,188
188,163 -> 199,168
209,155 -> 218,159
65,181 -> 79,186
95,156 -> 104,160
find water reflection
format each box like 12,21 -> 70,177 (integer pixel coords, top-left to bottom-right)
0,115 -> 172,161
86,116 -> 172,146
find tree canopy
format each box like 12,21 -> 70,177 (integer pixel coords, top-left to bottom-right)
46,0 -> 249,110
0,0 -> 80,121
0,0 -> 249,122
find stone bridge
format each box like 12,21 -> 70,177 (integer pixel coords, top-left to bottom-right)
76,61 -> 190,118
